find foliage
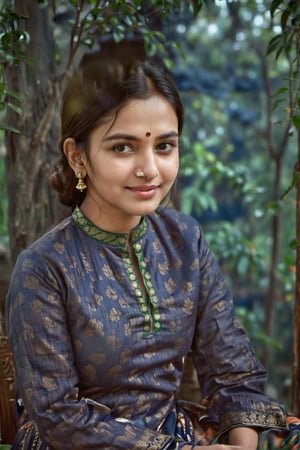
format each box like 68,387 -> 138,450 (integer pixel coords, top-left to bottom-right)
237,305 -> 283,356
0,4 -> 25,132
0,0 -> 210,238
179,135 -> 268,281
180,139 -> 265,219
0,137 -> 8,242
0,0 -> 211,130
0,5 -> 30,64
266,0 -> 300,413
0,0 -> 298,405
267,0 -> 300,187
51,0 -> 210,73
167,0 -> 297,404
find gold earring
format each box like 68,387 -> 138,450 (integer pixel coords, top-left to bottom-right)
75,172 -> 87,192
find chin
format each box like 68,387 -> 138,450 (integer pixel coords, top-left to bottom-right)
133,204 -> 160,216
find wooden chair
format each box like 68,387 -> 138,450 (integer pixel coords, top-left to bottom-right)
0,331 -> 17,444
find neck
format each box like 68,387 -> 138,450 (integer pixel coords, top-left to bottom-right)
80,199 -> 141,234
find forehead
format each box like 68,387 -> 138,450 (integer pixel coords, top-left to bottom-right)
114,95 -> 178,128
90,95 -> 179,142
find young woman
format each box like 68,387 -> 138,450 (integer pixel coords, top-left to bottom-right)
6,56 -> 300,449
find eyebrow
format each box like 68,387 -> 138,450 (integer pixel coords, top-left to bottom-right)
102,131 -> 179,142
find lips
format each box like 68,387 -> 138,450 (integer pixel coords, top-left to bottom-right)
128,185 -> 158,191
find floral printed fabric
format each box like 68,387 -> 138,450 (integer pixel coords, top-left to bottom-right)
6,206 -> 290,449
257,417 -> 300,449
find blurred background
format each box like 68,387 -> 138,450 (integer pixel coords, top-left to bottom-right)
0,0 -> 299,414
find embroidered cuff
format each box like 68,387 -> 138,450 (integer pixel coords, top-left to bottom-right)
220,403 -> 288,432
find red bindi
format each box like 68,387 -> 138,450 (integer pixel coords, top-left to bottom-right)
145,132 -> 151,137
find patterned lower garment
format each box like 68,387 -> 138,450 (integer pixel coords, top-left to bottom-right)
258,417 -> 300,449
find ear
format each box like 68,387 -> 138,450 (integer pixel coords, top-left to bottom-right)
63,138 -> 87,175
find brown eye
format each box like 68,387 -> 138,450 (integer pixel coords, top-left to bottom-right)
112,143 -> 133,153
156,142 -> 176,152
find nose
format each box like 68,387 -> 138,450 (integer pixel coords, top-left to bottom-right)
138,149 -> 159,180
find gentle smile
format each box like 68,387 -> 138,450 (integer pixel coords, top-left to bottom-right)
128,185 -> 159,191
126,185 -> 160,199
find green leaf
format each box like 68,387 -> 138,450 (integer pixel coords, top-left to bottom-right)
267,200 -> 283,212
89,7 -> 102,20
123,15 -> 134,27
0,122 -> 20,133
237,255 -> 250,276
5,89 -> 23,103
191,0 -> 204,16
19,30 -> 30,44
272,98 -> 287,111
266,34 -> 283,55
272,87 -> 289,98
281,9 -> 291,30
112,25 -> 125,43
292,113 -> 300,129
270,0 -> 284,18
291,169 -> 300,186
289,238 -> 300,250
7,102 -> 22,115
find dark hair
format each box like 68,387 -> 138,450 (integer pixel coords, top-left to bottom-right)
51,56 -> 184,208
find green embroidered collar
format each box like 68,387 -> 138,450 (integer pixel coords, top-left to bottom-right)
72,206 -> 147,246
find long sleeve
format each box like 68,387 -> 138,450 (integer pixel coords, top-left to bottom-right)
6,248 -> 172,449
6,207 -> 289,448
191,228 -> 287,434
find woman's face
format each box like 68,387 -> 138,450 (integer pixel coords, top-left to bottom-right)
78,94 -> 179,232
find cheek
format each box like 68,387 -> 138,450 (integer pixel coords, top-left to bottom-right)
87,157 -> 121,182
163,156 -> 179,181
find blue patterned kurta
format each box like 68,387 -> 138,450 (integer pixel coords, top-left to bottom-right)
6,206 -> 287,449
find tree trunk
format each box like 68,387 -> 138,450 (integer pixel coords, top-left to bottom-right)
4,0 -> 63,264
293,129 -> 300,416
257,47 -> 291,369
263,157 -> 283,369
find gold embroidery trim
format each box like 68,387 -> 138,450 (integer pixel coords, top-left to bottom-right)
72,206 -> 147,246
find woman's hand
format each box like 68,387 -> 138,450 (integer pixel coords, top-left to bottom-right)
181,426 -> 259,450
182,427 -> 258,450
229,426 -> 258,450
